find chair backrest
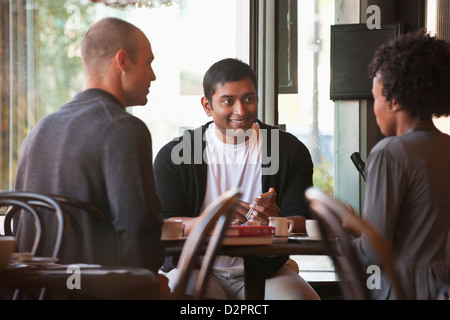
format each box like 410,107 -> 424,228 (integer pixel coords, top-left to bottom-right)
46,194 -> 108,262
1,192 -> 70,300
305,187 -> 405,300
1,191 -> 67,258
172,188 -> 242,300
1,191 -> 107,260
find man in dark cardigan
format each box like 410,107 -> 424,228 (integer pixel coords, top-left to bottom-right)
155,58 -> 319,300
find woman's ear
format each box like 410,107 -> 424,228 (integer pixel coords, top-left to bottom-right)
390,97 -> 401,111
201,96 -> 213,117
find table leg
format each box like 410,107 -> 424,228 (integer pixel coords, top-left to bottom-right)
243,257 -> 266,300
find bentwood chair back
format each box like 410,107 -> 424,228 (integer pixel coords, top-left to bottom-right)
45,194 -> 108,262
1,191 -> 107,259
1,191 -> 109,299
305,187 -> 405,300
172,188 -> 242,300
1,192 -> 66,258
1,191 -> 69,299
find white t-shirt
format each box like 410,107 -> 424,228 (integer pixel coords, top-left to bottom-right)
202,122 -> 263,208
201,122 -> 263,275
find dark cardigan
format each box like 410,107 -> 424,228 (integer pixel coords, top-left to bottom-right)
155,120 -> 314,277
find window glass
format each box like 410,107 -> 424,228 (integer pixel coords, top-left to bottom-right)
277,0 -> 335,195
0,0 -> 249,189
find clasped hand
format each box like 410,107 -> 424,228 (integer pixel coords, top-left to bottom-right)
232,187 -> 280,225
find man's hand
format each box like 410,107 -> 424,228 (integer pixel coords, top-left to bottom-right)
247,188 -> 280,225
231,200 -> 252,225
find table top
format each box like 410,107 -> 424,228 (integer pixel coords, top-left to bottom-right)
162,234 -> 329,300
162,235 -> 328,257
0,236 -> 328,300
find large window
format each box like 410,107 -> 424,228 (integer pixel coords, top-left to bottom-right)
0,0 -> 335,271
277,0 -> 335,195
1,0 -> 336,197
0,0 -> 250,190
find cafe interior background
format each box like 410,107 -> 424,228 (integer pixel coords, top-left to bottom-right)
1,0 -> 450,276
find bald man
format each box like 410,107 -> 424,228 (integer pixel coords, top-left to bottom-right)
15,18 -> 165,276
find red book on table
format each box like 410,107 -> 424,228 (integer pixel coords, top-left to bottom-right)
225,225 -> 275,237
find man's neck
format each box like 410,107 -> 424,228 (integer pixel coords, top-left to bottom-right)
84,75 -> 126,107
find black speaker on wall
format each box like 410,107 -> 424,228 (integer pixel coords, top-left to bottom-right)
330,22 -> 402,101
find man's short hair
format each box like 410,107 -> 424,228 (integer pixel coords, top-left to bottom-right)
202,58 -> 257,103
81,17 -> 142,77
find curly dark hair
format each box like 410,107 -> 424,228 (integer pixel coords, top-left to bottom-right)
368,30 -> 450,120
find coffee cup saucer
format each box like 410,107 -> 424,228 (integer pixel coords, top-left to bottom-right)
306,236 -> 322,240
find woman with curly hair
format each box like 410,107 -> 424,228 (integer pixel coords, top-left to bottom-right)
349,31 -> 450,299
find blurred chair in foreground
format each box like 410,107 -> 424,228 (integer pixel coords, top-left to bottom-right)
305,187 -> 405,300
172,188 -> 241,300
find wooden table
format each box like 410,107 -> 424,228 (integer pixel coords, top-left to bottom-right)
0,264 -> 160,300
163,235 -> 328,300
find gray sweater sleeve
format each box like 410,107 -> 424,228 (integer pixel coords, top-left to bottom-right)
103,116 -> 165,272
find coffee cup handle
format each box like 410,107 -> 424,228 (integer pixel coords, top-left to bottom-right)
287,219 -> 294,234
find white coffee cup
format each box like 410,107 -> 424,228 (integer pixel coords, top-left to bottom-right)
161,219 -> 184,240
0,236 -> 16,269
269,217 -> 294,237
306,219 -> 322,239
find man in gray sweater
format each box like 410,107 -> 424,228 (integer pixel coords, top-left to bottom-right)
14,18 -> 165,276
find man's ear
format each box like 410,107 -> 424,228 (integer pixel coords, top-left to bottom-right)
201,96 -> 213,117
115,49 -> 129,72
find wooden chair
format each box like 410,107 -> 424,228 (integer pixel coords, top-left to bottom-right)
0,191 -> 109,299
1,192 -> 67,258
1,191 -> 70,299
305,187 -> 405,300
172,188 -> 242,300
42,194 -> 108,263
1,191 -> 107,258
1,191 -> 163,300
